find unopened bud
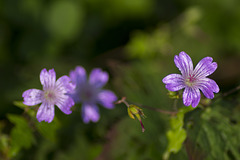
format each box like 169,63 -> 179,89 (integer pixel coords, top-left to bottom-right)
128,105 -> 146,132
168,91 -> 179,99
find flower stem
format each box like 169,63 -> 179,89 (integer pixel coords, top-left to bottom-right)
115,97 -> 129,107
221,85 -> 240,97
139,119 -> 145,132
139,105 -> 178,116
115,97 -> 178,116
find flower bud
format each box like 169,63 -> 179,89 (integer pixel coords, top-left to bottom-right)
128,105 -> 146,132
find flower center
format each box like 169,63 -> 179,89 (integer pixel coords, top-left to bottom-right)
185,75 -> 196,87
80,84 -> 98,103
82,90 -> 93,100
44,90 -> 56,103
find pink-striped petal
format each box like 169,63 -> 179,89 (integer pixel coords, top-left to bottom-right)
36,102 -> 55,123
56,95 -> 74,114
40,68 -> 56,89
56,75 -> 75,93
196,78 -> 219,99
22,89 -> 43,106
183,87 -> 200,107
174,51 -> 193,77
193,57 -> 217,78
162,74 -> 185,91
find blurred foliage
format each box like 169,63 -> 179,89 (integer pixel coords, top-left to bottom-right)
185,101 -> 240,160
7,114 -> 35,158
1,0 -> 240,159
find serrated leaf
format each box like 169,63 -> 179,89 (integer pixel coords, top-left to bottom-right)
163,107 -> 194,160
186,104 -> 240,160
166,128 -> 186,153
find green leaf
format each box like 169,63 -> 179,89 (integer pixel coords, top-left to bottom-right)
14,102 -> 61,142
165,128 -> 186,153
13,101 -> 28,109
186,104 -> 240,160
163,107 -> 194,160
35,117 -> 60,142
7,114 -> 35,157
13,101 -> 35,118
0,134 -> 9,152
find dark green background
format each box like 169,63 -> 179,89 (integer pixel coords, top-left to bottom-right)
1,0 -> 240,159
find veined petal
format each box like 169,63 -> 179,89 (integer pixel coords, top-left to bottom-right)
183,87 -> 192,106
56,95 -> 74,114
97,90 -> 117,109
40,68 -> 48,87
199,85 -> 214,99
82,103 -> 100,123
162,74 -> 184,84
174,51 -> 193,77
89,68 -> 109,88
191,88 -> 201,108
70,66 -> 86,85
165,84 -> 185,92
40,68 -> 56,89
162,74 -> 185,91
56,75 -> 75,93
183,87 -> 200,107
196,78 -> 219,99
22,89 -> 43,106
36,102 -> 55,123
193,57 -> 217,78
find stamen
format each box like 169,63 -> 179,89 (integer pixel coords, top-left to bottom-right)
185,74 -> 196,87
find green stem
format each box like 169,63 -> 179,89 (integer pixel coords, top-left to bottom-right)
116,97 -> 178,116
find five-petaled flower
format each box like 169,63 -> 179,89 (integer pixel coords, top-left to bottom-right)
70,66 -> 117,123
22,68 -> 75,123
162,51 -> 219,107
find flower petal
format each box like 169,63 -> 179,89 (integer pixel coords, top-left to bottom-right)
70,66 -> 86,85
162,74 -> 185,91
56,95 -> 74,114
89,68 -> 109,88
183,87 -> 192,106
97,90 -> 117,109
183,87 -> 200,107
56,75 -> 75,93
174,51 -> 193,77
36,102 -> 55,123
69,90 -> 81,103
193,57 -> 217,78
196,78 -> 219,99
191,88 -> 201,108
40,68 -> 56,89
82,103 -> 100,123
22,89 -> 43,106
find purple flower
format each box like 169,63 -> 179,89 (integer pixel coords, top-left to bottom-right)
70,66 -> 117,123
22,68 -> 75,123
162,51 -> 219,107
